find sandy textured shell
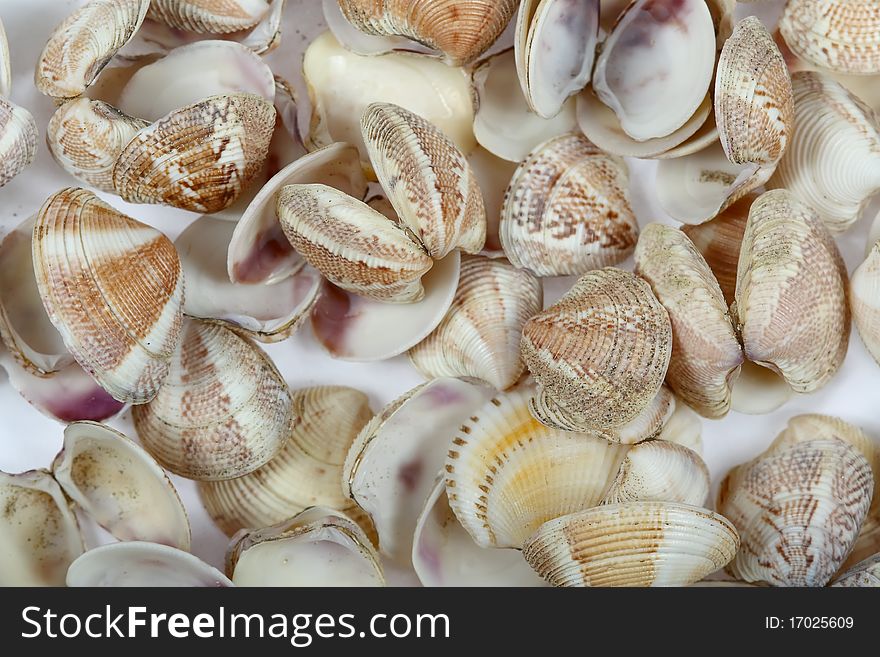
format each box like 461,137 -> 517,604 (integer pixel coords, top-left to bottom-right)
598,385 -> 675,445
131,319 -> 293,481
780,0 -> 880,75
0,17 -> 10,97
337,0 -> 517,66
33,188 -> 185,404
277,183 -> 433,303
226,507 -> 384,587
0,97 -> 37,188
47,98 -> 147,193
768,71 -> 880,233
635,224 -> 743,419
851,240 -> 880,366
500,133 -> 638,276
362,103 -> 486,260
147,0 -> 270,34
36,0 -> 150,98
521,268 -> 672,432
408,256 -> 542,390
734,189 -> 850,393
198,386 -> 374,537
0,470 -> 83,586
113,93 -> 276,213
52,421 -> 191,550
523,502 -> 740,587
833,553 -> 880,587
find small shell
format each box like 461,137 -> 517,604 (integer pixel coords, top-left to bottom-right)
33,188 -> 185,404
734,189 -> 850,394
851,240 -> 880,366
602,441 -> 710,507
408,256 -> 542,390
500,133 -> 638,276
522,502 -> 740,587
226,507 -> 384,587
131,319 -> 293,481
833,554 -> 880,587
147,0 -> 270,34
521,268 -> 672,432
0,96 -> 37,188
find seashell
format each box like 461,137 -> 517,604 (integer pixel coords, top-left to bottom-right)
226,507 -> 384,587
147,0 -> 270,34
521,268 -> 672,432
768,71 -> 880,233
833,553 -> 880,587
515,0 -> 600,119
500,133 -> 638,276
33,188 -> 185,404
344,378 -> 494,565
47,98 -> 147,193
598,385 -> 675,445
67,542 -> 232,586
729,360 -> 796,415
734,189 -> 850,394
0,470 -> 83,586
323,0 -> 434,57
237,0 -> 285,54
336,0 -> 517,66
657,400 -> 703,456
602,441 -> 709,507
408,256 -> 542,390
634,224 -> 743,419
851,240 -> 880,366
52,421 -> 191,550
198,386 -> 374,537
35,0 -> 150,99
467,146 -> 518,254
113,93 -> 276,214
361,102 -> 487,260
780,0 -> 880,76
0,96 -> 37,188
522,502 -> 740,587
131,319 -> 294,481
0,17 -> 10,97
592,0 -> 716,141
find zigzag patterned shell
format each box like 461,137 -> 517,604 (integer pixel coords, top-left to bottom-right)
147,0 -> 270,34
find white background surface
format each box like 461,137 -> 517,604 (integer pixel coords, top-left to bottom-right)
0,0 -> 877,579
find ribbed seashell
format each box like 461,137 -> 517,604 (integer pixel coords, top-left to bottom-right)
522,502 -> 740,587
47,98 -> 147,193
67,542 -> 232,587
112,93 -> 276,214
408,256 -> 542,390
852,240 -> 880,365
0,96 -> 37,188
734,189 -> 850,393
500,133 -> 638,277
833,553 -> 880,587
0,470 -> 83,586
336,0 -> 518,66
635,224 -> 743,419
602,441 -> 709,507
521,268 -> 672,432
198,386 -> 374,537
598,385 -> 675,445
277,183 -> 434,304
147,0 -> 270,34
0,17 -> 10,97
35,0 -> 150,99
131,319 -> 293,481
768,71 -> 880,233
780,0 -> 880,75
361,102 -> 486,259
33,188 -> 185,404
715,17 -> 793,168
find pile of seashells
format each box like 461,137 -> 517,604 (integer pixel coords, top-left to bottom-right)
1,0 -> 880,588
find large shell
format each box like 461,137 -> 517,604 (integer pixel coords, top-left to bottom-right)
523,502 -> 740,587
0,96 -> 37,188
521,268 -> 672,432
833,554 -> 880,587
734,189 -> 850,394
147,0 -> 270,34
131,319 -> 293,481
634,224 -> 743,419
408,256 -> 542,390
500,133 -> 638,276
33,188 -> 185,404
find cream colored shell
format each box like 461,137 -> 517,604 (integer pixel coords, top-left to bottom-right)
0,96 -> 37,188
147,0 -> 271,34
852,241 -> 880,366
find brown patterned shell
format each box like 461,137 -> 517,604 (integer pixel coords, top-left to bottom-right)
521,267 -> 672,432
0,97 -> 37,188
33,188 -> 185,404
112,93 -> 276,213
147,0 -> 270,33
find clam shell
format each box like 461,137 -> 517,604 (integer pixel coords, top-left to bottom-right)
323,0 -> 433,57
147,0 -> 270,34
408,256 -> 542,390
131,319 -> 293,481
0,96 -> 37,188
657,400 -> 703,456
0,17 -> 10,97
523,502 -> 740,587
33,188 -> 185,404
521,268 -> 672,432
599,385 -> 675,445
851,240 -> 880,366
500,133 -> 638,276
603,441 -> 709,507
729,360 -> 795,415
833,553 -> 880,587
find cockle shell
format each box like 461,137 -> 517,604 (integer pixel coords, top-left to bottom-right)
734,189 -> 850,394
522,502 -> 740,587
408,256 -> 542,390
521,268 -> 672,432
634,224 -> 743,419
833,553 -> 880,587
853,240 -> 880,365
132,319 -> 294,481
322,0 -> 434,57
147,0 -> 270,34
500,133 -> 638,277
33,188 -> 185,404
0,96 -> 37,188
35,0 -> 150,99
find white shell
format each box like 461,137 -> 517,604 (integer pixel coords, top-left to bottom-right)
0,96 -> 37,188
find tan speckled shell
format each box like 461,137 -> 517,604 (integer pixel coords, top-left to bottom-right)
833,553 -> 880,587
0,97 -> 37,188
521,267 -> 672,432
147,0 -> 270,34
598,385 -> 675,445
852,241 -> 880,366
